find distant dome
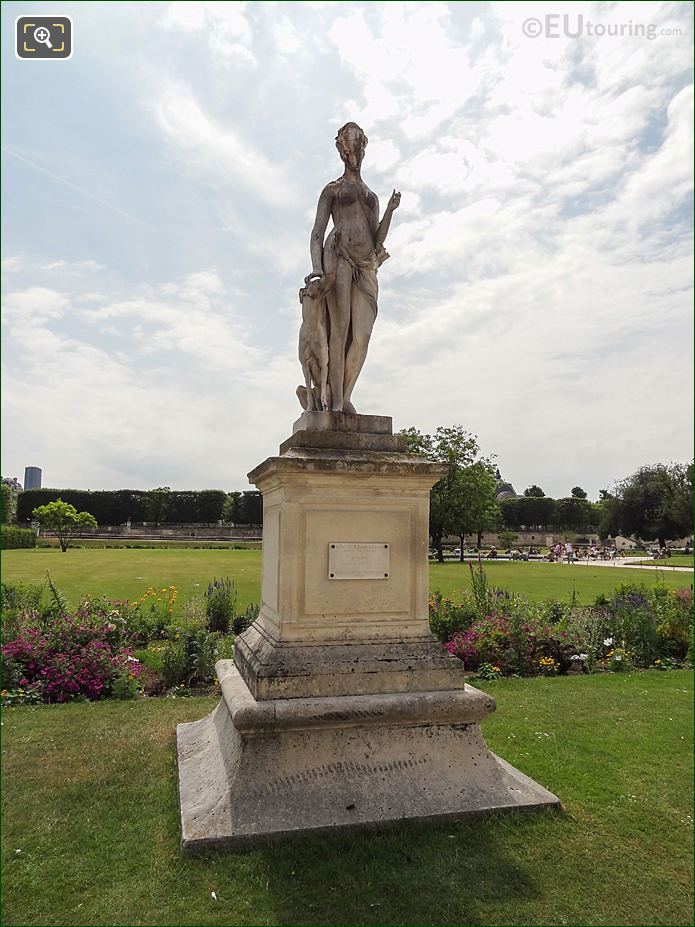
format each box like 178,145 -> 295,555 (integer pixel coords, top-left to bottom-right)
495,473 -> 517,500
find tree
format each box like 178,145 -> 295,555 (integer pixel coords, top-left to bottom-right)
399,425 -> 498,562
498,530 -> 518,549
523,485 -> 545,497
450,461 -> 500,556
31,499 -> 98,552
571,486 -> 588,498
609,463 -> 694,547
1,484 -> 12,524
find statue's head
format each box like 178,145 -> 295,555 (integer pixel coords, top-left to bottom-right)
335,122 -> 368,171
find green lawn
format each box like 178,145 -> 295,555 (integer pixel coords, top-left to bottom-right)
633,555 -> 694,569
429,559 -> 690,603
2,549 -> 691,612
0,549 -> 263,610
2,671 -> 692,926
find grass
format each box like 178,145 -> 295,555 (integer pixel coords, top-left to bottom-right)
2,671 -> 692,926
0,549 -> 262,611
633,555 -> 694,569
2,549 -> 691,612
429,559 -> 691,604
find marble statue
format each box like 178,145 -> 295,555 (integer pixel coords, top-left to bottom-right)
297,123 -> 400,414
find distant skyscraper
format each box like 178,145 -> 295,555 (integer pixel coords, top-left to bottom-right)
24,467 -> 42,490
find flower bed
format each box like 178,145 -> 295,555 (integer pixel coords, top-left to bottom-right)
0,577 -> 243,705
430,563 -> 693,680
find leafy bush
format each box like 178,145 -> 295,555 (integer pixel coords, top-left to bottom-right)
655,587 -> 693,659
110,671 -> 140,700
161,627 -> 219,688
126,586 -> 178,645
468,558 -> 492,615
1,526 -> 37,549
233,602 -> 259,636
1,579 -> 70,640
428,592 -> 478,642
205,577 -> 236,633
1,581 -> 44,618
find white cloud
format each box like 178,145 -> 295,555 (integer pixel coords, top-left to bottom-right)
41,260 -> 104,273
2,256 -> 23,273
158,1 -> 256,65
5,287 -> 69,324
151,81 -> 291,204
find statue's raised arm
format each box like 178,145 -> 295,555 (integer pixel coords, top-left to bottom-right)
297,123 -> 400,414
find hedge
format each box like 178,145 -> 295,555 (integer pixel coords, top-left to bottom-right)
16,489 -> 229,526
1,526 -> 37,549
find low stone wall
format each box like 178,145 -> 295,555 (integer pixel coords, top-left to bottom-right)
64,524 -> 262,541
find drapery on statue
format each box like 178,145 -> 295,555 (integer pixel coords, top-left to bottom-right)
297,123 -> 400,414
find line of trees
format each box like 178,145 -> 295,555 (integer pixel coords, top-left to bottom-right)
15,488 -> 263,527
8,454 -> 692,549
399,424 -> 693,556
499,491 -> 598,534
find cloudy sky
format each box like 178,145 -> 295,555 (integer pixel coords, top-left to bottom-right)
2,0 -> 693,499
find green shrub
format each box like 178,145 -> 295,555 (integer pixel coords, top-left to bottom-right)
110,671 -> 139,700
134,646 -> 165,675
1,526 -> 37,549
608,586 -> 666,667
233,602 -> 259,636
428,591 -> 478,642
216,634 -> 236,661
655,588 -> 693,659
1,581 -> 44,616
126,586 -> 178,645
205,577 -> 236,633
1,581 -> 63,640
161,642 -> 188,689
162,627 -> 219,688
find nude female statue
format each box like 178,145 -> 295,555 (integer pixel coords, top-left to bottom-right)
299,123 -> 400,414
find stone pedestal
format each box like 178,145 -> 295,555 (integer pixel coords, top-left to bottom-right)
177,413 -> 560,851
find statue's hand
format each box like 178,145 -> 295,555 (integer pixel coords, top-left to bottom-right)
387,189 -> 401,211
305,271 -> 324,285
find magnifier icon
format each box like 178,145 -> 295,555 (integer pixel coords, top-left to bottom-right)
33,26 -> 53,49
